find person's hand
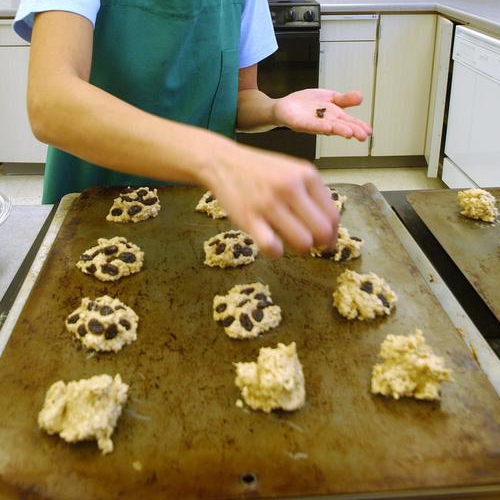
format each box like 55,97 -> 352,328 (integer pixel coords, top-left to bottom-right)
205,142 -> 340,258
272,89 -> 372,140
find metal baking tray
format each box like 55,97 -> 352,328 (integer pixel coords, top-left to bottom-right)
1,184 -> 500,500
407,188 -> 500,324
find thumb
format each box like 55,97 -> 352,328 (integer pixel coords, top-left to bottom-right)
332,90 -> 363,108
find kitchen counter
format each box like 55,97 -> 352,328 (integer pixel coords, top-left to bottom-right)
2,1 -> 500,38
320,0 -> 500,37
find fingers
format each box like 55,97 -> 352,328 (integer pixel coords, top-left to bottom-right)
209,143 -> 341,258
287,188 -> 336,251
261,172 -> 340,255
342,114 -> 373,136
265,202 -> 314,254
230,178 -> 339,256
321,116 -> 370,141
306,178 -> 341,247
332,90 -> 363,108
244,216 -> 284,258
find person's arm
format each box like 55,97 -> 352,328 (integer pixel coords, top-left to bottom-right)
28,11 -> 339,257
237,64 -> 372,140
28,11 -> 223,185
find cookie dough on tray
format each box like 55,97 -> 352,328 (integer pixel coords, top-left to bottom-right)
213,283 -> 281,339
38,374 -> 129,455
195,191 -> 227,219
310,225 -> 363,261
371,329 -> 453,401
76,236 -> 144,281
204,230 -> 258,268
329,186 -> 347,212
333,269 -> 397,320
106,187 -> 161,223
234,342 -> 305,413
457,188 -> 498,223
66,296 -> 139,352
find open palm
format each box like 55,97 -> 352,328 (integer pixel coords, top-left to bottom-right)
272,88 -> 372,141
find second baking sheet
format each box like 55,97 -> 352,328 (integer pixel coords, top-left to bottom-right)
407,188 -> 500,323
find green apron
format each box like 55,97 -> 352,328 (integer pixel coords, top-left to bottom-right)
42,0 -> 243,204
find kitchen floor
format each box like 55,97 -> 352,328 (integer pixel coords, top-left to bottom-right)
0,167 -> 446,205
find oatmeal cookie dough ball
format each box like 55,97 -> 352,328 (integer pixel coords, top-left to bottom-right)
76,236 -> 144,281
234,342 -> 305,413
457,188 -> 498,223
38,374 -> 129,455
66,296 -> 138,352
310,225 -> 363,261
106,187 -> 160,223
195,191 -> 227,219
371,329 -> 453,401
213,283 -> 281,339
204,230 -> 258,268
333,269 -> 397,320
329,186 -> 347,212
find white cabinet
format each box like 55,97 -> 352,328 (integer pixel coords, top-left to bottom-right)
317,14 -> 438,161
424,15 -> 453,177
0,20 -> 47,163
317,15 -> 377,158
371,14 -> 436,156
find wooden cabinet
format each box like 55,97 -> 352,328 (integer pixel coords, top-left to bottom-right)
318,13 -> 442,163
0,20 -> 47,163
317,15 -> 377,158
371,14 -> 436,157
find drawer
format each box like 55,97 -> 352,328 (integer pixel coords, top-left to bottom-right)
0,20 -> 28,46
320,15 -> 378,42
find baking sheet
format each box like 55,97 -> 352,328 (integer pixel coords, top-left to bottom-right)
1,185 -> 500,500
407,188 -> 500,323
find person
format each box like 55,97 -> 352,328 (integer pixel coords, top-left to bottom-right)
14,0 -> 371,257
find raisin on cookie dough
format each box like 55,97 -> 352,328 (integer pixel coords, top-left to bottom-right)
371,329 -> 453,401
195,191 -> 227,219
204,230 -> 258,268
213,283 -> 281,339
66,296 -> 138,352
310,225 -> 363,261
38,374 -> 129,455
333,269 -> 397,320
106,187 -> 160,223
234,342 -> 305,413
76,236 -> 144,282
329,186 -> 347,212
457,188 -> 498,223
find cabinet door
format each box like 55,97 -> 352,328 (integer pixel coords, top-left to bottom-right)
0,45 -> 47,163
317,40 -> 376,157
371,14 -> 436,156
425,15 -> 453,177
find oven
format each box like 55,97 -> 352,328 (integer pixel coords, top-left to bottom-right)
236,0 -> 320,160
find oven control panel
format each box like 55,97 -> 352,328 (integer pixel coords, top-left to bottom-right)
269,2 -> 321,29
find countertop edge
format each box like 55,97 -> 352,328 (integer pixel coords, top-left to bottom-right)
319,2 -> 500,38
2,3 -> 500,37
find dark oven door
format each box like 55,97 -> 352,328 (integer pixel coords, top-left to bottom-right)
236,30 -> 319,160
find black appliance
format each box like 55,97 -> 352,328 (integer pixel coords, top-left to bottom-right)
236,0 -> 321,160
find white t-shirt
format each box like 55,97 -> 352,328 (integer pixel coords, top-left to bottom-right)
14,0 -> 277,68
